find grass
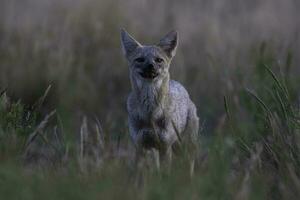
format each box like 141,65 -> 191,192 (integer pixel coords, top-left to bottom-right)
0,61 -> 299,200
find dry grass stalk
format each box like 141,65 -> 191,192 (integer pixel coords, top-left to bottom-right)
79,116 -> 88,163
31,85 -> 52,111
24,110 -> 56,152
79,115 -> 105,171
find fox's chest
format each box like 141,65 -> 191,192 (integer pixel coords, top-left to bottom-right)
137,113 -> 167,131
137,90 -> 172,130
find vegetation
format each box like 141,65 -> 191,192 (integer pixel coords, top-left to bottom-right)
0,0 -> 300,199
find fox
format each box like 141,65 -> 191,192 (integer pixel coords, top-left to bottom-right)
121,29 -> 199,171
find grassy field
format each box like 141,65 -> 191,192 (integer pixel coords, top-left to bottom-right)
0,0 -> 300,199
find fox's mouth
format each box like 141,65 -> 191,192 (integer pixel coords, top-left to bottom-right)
139,71 -> 158,79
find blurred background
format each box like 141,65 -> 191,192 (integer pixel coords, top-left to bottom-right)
0,0 -> 299,135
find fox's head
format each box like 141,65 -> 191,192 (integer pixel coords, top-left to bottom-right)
121,29 -> 178,81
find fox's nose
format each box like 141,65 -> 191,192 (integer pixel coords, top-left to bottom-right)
147,63 -> 155,71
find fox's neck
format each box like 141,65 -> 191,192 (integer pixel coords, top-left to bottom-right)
131,75 -> 169,113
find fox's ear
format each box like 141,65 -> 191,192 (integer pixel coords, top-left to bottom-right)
121,29 -> 142,59
158,30 -> 178,59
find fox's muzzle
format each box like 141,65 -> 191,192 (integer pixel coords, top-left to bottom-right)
139,63 -> 159,79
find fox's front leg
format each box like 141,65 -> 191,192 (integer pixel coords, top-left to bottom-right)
157,126 -> 177,169
132,128 -> 161,170
159,145 -> 172,168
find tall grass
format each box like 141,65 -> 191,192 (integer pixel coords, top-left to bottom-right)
1,59 -> 300,199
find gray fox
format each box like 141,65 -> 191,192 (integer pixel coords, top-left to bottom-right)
121,29 -> 199,170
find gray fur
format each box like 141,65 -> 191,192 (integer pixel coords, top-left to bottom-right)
121,29 -> 199,165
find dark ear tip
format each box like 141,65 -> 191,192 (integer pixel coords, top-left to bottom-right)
168,30 -> 178,38
171,30 -> 178,34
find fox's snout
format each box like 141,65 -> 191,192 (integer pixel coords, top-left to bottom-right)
146,63 -> 155,71
139,63 -> 159,79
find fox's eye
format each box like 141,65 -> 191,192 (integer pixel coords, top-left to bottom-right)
155,57 -> 164,63
135,57 -> 145,63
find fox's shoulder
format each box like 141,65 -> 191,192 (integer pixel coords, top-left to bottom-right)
169,80 -> 190,99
